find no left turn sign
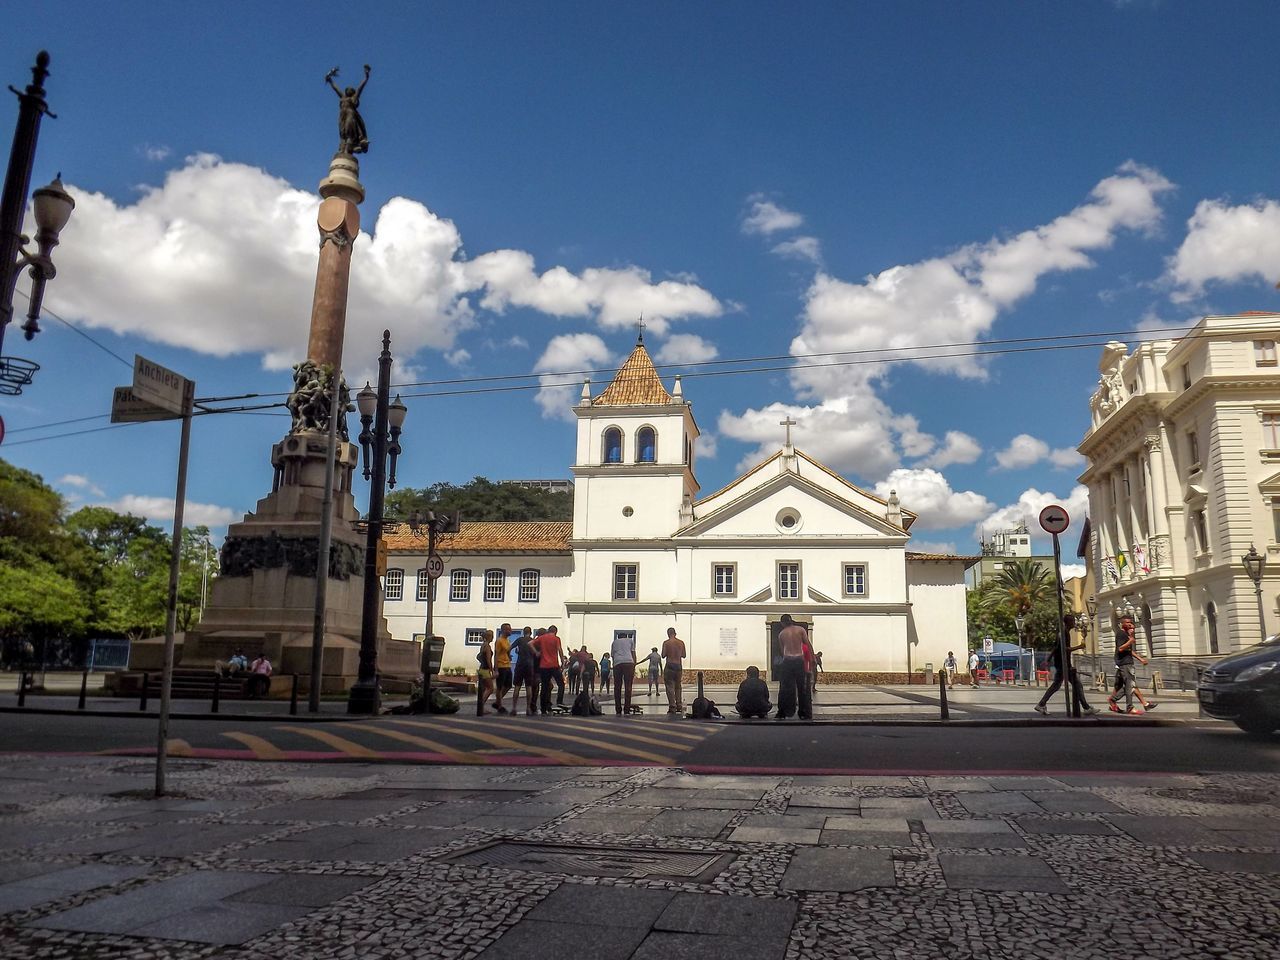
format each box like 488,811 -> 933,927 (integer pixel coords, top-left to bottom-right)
1038,504 -> 1070,535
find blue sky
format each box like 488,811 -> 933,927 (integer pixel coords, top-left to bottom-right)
4,1 -> 1280,563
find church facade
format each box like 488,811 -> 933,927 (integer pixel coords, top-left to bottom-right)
383,339 -> 975,679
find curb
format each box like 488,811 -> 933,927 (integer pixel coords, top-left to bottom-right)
0,706 -> 379,723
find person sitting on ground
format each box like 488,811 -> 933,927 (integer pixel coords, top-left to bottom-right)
247,653 -> 273,699
215,648 -> 248,678
736,666 -> 772,719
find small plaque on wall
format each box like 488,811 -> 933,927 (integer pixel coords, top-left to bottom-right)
719,627 -> 738,657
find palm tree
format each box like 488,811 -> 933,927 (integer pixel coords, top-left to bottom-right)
984,559 -> 1054,619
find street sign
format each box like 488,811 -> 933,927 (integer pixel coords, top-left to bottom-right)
425,554 -> 445,579
133,354 -> 192,415
982,636 -> 994,655
110,386 -> 179,423
1038,504 -> 1070,535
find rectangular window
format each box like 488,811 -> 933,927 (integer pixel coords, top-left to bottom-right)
416,569 -> 434,602
450,569 -> 471,602
613,563 -> 638,600
1182,363 -> 1191,389
1264,413 -> 1280,449
777,562 -> 801,601
1273,504 -> 1280,544
383,568 -> 404,601
713,563 -> 736,597
464,627 -> 485,647
843,563 -> 868,597
484,569 -> 505,603
1187,430 -> 1200,469
1194,509 -> 1209,554
1256,340 -> 1277,366
519,568 -> 540,602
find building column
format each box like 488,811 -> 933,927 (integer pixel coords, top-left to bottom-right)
1145,433 -> 1173,572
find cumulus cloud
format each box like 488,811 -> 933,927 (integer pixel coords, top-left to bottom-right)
909,539 -> 959,556
771,236 -> 823,264
99,495 -> 241,531
1167,197 -> 1280,300
995,433 -> 1080,471
1060,562 -> 1087,580
443,348 -> 471,367
741,198 -> 804,236
140,143 -> 171,161
719,398 -> 904,478
695,432 -> 718,460
873,468 -> 994,531
656,333 -> 719,366
978,484 -> 1091,544
721,164 -> 1173,478
59,474 -> 105,498
48,154 -> 722,373
533,333 -> 613,420
916,431 -> 982,470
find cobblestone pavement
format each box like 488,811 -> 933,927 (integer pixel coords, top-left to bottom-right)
0,756 -> 1276,959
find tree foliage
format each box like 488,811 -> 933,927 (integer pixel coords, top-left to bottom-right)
968,560 -> 1063,651
384,476 -> 572,522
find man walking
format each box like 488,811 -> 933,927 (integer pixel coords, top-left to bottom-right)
968,649 -> 980,687
661,627 -> 686,715
536,625 -> 565,715
610,632 -> 636,715
1108,615 -> 1158,714
494,623 -> 514,714
775,614 -> 812,720
944,651 -> 958,690
644,646 -> 663,696
1034,614 -> 1097,716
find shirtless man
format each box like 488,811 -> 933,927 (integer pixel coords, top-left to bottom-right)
775,614 -> 812,720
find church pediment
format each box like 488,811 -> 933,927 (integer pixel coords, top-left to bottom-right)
677,470 -> 908,540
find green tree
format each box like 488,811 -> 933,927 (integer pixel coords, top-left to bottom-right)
384,476 -> 572,522
974,559 -> 1062,651
177,526 -> 217,631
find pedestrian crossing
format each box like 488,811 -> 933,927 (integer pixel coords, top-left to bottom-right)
200,714 -> 724,767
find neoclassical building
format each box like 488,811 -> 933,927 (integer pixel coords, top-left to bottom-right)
383,337 -> 974,679
1078,312 -> 1280,656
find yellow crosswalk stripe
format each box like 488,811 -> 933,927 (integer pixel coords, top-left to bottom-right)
383,719 -> 587,766
356,725 -> 489,765
622,721 -> 713,743
444,716 -> 675,764
221,731 -> 286,760
276,725 -> 380,759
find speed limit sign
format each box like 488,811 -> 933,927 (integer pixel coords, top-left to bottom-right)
425,554 -> 445,579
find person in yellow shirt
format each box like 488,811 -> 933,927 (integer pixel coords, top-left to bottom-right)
494,623 -> 514,714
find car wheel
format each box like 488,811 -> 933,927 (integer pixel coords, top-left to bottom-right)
1233,714 -> 1279,735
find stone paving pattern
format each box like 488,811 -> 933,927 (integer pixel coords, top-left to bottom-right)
0,756 -> 1277,958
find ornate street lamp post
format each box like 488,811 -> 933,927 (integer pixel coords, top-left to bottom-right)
1086,595 -> 1097,656
347,330 -> 407,715
1242,544 -> 1268,645
1014,613 -> 1026,683
0,51 -> 75,394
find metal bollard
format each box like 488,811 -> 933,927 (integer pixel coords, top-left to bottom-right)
17,672 -> 27,708
78,668 -> 89,710
290,674 -> 299,716
938,671 -> 949,721
211,672 -> 220,714
139,673 -> 149,712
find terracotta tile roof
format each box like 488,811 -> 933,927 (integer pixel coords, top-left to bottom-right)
385,521 -> 572,554
906,551 -> 981,569
593,341 -> 673,405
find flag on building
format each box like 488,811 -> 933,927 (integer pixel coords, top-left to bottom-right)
1116,552 -> 1128,575
1104,557 -> 1120,584
1132,542 -> 1149,575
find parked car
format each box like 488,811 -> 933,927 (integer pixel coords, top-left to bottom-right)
1197,635 -> 1280,734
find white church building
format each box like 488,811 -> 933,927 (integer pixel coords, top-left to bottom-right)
383,338 -> 975,680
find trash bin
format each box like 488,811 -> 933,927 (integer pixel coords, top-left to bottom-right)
426,637 -> 446,676
923,664 -> 934,685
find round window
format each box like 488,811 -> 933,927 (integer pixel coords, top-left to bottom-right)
622,506 -> 634,517
775,508 -> 802,532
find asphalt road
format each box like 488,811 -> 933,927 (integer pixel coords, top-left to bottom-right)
1,710 -> 1277,774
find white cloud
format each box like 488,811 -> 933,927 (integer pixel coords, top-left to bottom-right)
917,431 -> 982,469
140,143 -> 171,161
741,198 -> 804,236
719,398 -> 904,478
1049,447 -> 1084,470
656,333 -> 719,366
1060,563 -> 1087,580
771,236 -> 822,264
533,333 -> 613,420
873,468 -> 994,531
721,164 -> 1173,477
59,474 -> 105,498
909,539 -> 959,556
98,495 -> 240,531
1167,197 -> 1280,300
695,432 -> 718,459
49,154 -> 722,372
978,484 -> 1091,544
995,433 -> 1080,471
444,348 -> 471,367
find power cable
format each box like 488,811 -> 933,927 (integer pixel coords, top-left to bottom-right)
17,289 -> 133,370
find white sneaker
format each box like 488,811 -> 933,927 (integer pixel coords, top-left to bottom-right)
1033,704 -> 1048,715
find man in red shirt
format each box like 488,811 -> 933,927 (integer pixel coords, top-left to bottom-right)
535,625 -> 565,714
661,627 -> 686,714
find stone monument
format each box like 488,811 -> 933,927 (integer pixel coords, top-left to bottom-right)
134,65 -> 418,687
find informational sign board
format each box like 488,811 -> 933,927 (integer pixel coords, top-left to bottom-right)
719,626 -> 738,657
1038,503 -> 1070,535
425,554 -> 445,579
133,354 -> 192,415
110,386 -> 178,423
982,636 -> 994,655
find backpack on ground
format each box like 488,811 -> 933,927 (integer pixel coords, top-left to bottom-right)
571,689 -> 593,716
589,696 -> 603,716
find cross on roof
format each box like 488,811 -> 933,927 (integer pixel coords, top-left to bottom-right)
636,314 -> 645,344
780,415 -> 797,448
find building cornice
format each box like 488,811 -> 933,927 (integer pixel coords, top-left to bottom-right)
1161,375 -> 1280,420
564,600 -> 912,615
1078,394 -> 1170,460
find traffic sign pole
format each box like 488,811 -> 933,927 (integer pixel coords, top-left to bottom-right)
1039,504 -> 1074,719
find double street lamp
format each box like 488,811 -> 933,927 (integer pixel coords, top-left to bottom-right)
0,51 -> 75,394
347,330 -> 408,715
1242,544 -> 1268,645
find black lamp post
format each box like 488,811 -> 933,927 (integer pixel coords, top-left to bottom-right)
1013,613 -> 1026,682
0,51 -> 74,394
347,330 -> 407,715
1242,544 -> 1268,645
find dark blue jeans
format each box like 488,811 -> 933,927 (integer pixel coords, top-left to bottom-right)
776,656 -> 812,719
